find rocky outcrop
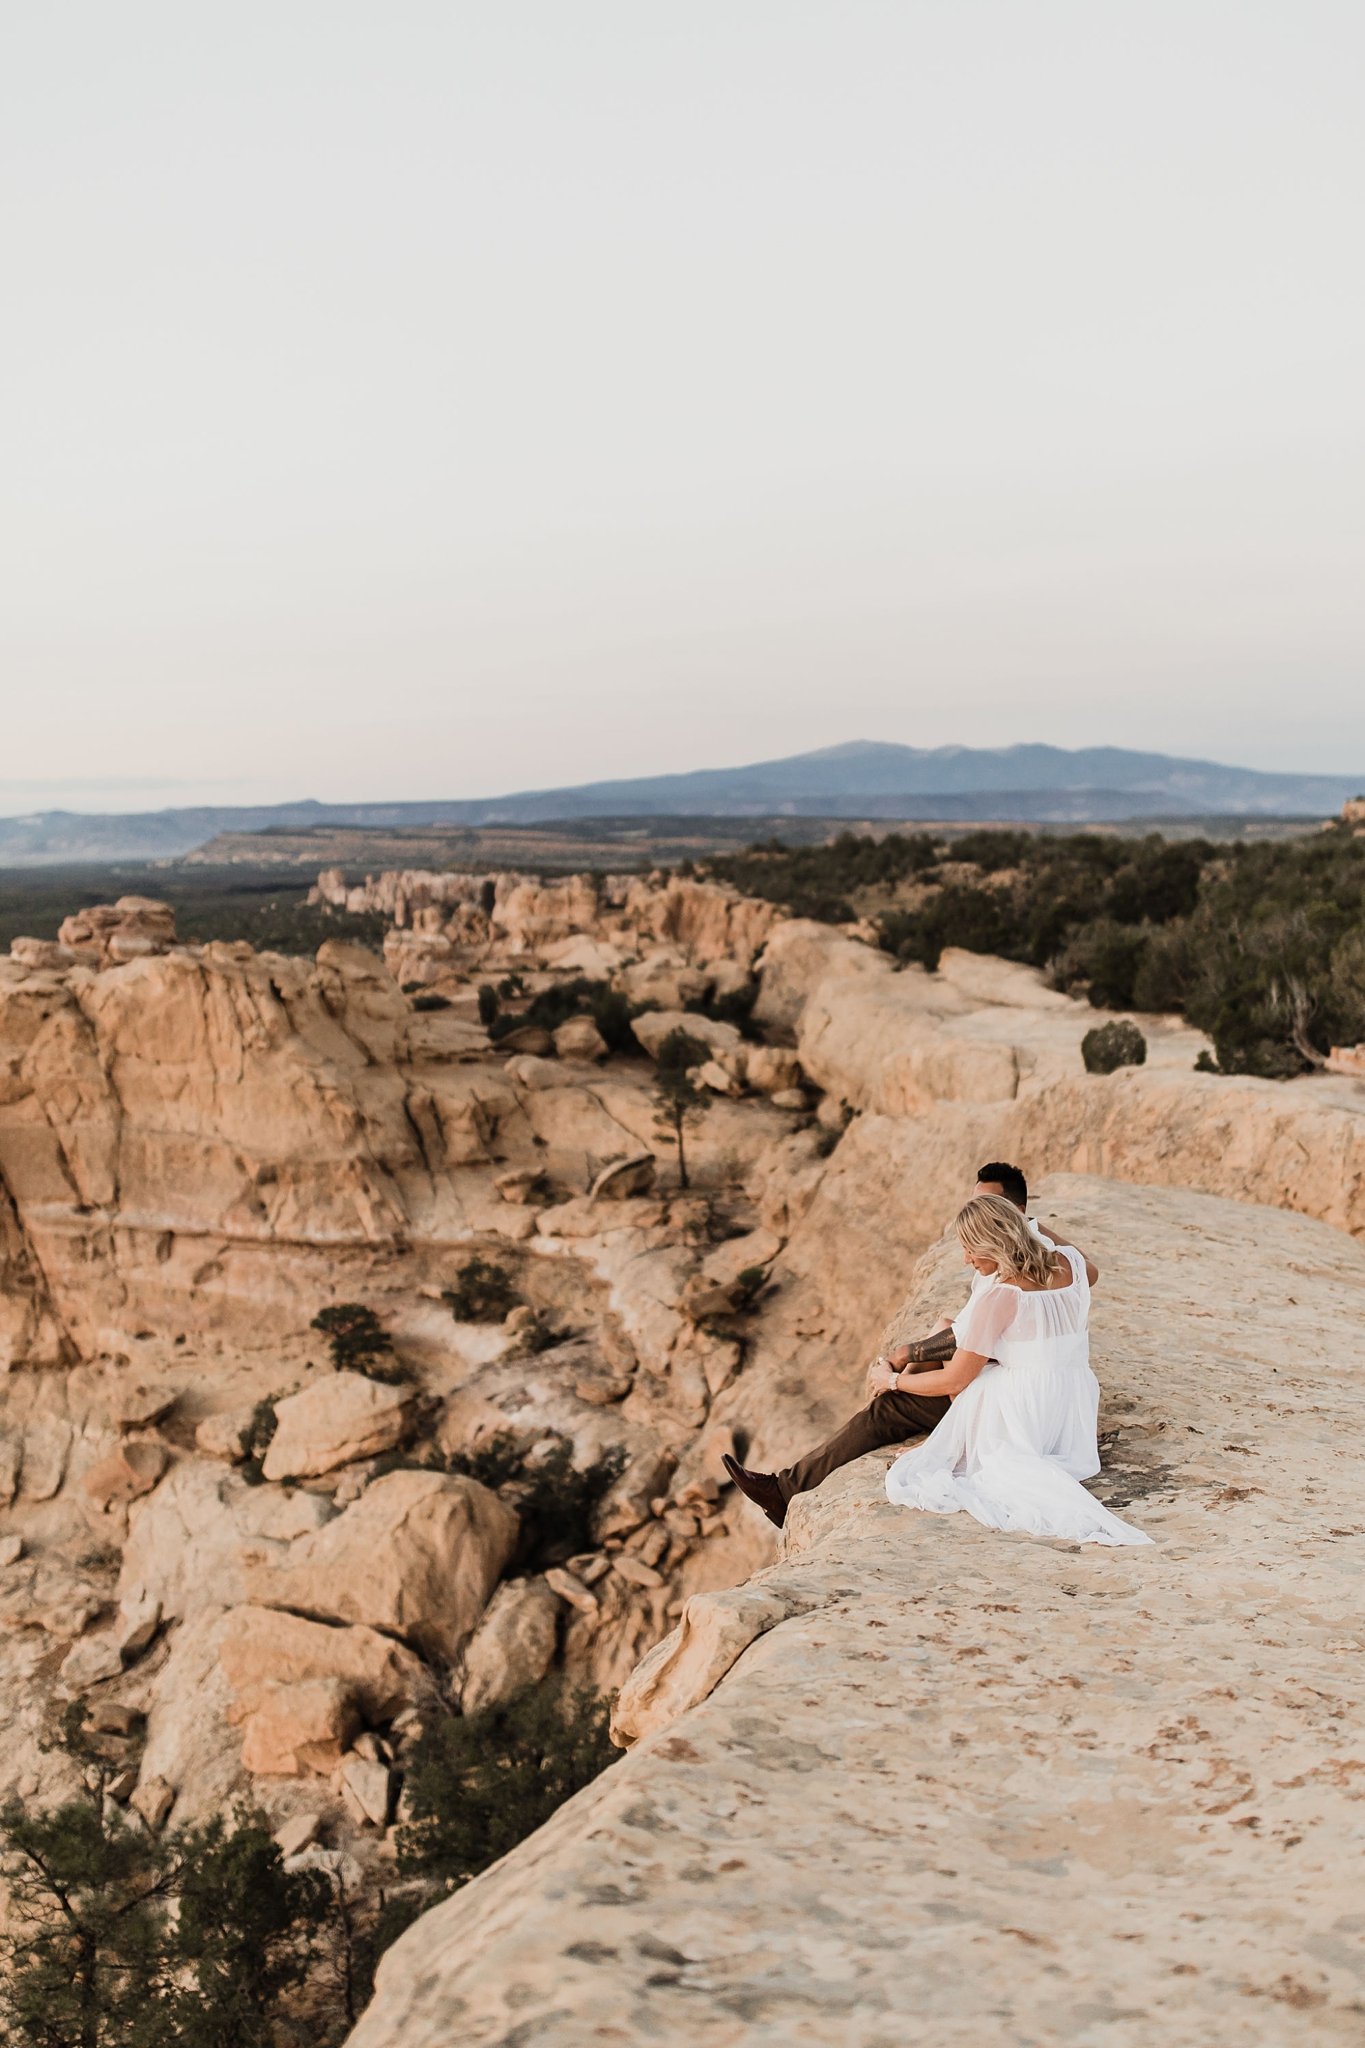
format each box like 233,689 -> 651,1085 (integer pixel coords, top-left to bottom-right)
349,1177 -> 1365,2046
764,921 -> 1365,1241
313,865 -> 779,970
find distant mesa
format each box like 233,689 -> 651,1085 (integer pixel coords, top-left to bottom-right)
3,741 -> 1365,864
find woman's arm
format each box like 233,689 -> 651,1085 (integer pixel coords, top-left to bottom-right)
880,1348 -> 989,1398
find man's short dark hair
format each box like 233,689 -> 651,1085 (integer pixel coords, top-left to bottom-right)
976,1160 -> 1028,1209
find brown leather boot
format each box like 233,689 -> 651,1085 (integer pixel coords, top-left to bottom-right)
722,1454 -> 787,1529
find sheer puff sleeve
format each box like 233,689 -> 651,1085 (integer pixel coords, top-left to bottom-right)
951,1283 -> 1020,1358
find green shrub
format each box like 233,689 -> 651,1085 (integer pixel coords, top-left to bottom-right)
443,1258 -> 521,1323
1052,919 -> 1152,1009
445,1432 -> 626,1567
1081,1020 -> 1148,1074
732,1264 -> 771,1310
687,977 -> 760,1040
311,1303 -> 395,1375
396,1682 -> 617,1891
489,977 -> 638,1055
239,1399 -> 280,1487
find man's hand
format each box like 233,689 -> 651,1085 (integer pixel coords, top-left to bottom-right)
867,1356 -> 898,1396
865,1346 -> 906,1396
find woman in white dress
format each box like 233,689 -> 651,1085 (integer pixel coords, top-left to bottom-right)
884,1195 -> 1151,1547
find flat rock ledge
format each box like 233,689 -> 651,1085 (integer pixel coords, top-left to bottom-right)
349,1179 -> 1365,2047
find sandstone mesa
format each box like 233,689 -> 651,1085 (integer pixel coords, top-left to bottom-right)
0,863 -> 1363,2042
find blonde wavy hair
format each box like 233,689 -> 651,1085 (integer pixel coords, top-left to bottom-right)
955,1194 -> 1055,1288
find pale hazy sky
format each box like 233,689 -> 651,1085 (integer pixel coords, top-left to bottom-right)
3,1 -> 1363,812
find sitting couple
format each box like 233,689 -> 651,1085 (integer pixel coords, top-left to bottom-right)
725,1162 -> 1150,1548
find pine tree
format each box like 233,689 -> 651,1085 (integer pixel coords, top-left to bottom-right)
0,1787 -> 179,2048
651,1028 -> 709,1190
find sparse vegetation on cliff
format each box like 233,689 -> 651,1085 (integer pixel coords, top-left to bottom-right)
442,1257 -> 522,1322
0,1777 -> 347,2046
708,825 -> 1365,1076
396,1681 -> 617,1891
652,1027 -> 710,1188
488,975 -> 639,1053
444,1432 -> 627,1569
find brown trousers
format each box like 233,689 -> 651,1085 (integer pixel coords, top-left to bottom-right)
775,1328 -> 955,1503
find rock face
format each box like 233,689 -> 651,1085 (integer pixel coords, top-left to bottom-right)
349,1178 -> 1365,2047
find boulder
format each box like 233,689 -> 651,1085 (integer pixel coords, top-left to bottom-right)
59,1634 -> 124,1692
618,959 -> 711,1012
0,1534 -> 23,1567
544,1567 -> 598,1617
218,1605 -> 434,1723
339,1753 -> 393,1828
589,1155 -> 657,1202
553,1017 -> 609,1062
239,1678 -> 361,1777
262,1373 -> 414,1482
494,1024 -> 555,1056
57,897 -> 177,967
631,1010 -> 742,1061
130,1776 -> 175,1832
83,1440 -> 167,1509
194,1404 -> 258,1463
745,1046 -> 804,1095
274,1812 -> 322,1857
86,1700 -> 143,1737
112,1593 -> 162,1662
611,1555 -> 665,1589
17,1418 -> 73,1501
241,1470 -> 518,1664
460,1577 -> 560,1714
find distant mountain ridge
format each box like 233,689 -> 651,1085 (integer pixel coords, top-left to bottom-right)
1,742 -> 1359,864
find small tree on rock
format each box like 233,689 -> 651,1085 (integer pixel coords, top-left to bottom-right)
310,1303 -> 392,1374
651,1028 -> 709,1190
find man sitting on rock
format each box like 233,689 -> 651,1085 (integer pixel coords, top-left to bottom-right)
724,1162 -> 1051,1530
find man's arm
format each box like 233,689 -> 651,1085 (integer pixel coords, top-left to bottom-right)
1034,1221 -> 1099,1287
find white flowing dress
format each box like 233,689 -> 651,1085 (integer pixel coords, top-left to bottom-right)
884,1247 -> 1151,1547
